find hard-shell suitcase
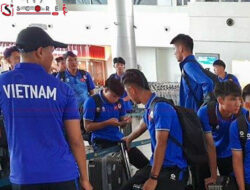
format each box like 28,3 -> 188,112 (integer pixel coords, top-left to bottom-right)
88,142 -> 131,190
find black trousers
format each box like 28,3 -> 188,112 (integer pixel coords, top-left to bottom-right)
12,179 -> 80,190
93,139 -> 149,169
119,164 -> 188,190
191,156 -> 233,190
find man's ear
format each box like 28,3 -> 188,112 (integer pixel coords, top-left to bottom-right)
217,96 -> 224,105
35,47 -> 43,60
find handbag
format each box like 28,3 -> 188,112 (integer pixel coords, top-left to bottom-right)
208,176 -> 238,190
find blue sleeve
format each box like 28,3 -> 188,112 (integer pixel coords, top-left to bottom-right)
86,72 -> 95,91
184,63 -> 213,97
119,99 -> 126,118
153,103 -> 176,131
230,120 -> 242,150
197,106 -> 212,133
233,76 -> 241,88
83,97 -> 96,121
63,86 -> 80,120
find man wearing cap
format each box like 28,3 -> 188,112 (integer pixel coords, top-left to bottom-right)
3,46 -> 20,71
52,56 -> 66,76
0,27 -> 92,190
213,59 -> 241,87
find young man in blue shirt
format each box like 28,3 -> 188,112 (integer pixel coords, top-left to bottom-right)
56,51 -> 95,109
170,34 -> 214,111
230,84 -> 250,190
0,27 -> 92,190
83,76 -> 149,169
120,69 -> 188,190
3,46 -> 20,71
110,57 -> 133,113
213,59 -> 241,88
197,81 -> 245,189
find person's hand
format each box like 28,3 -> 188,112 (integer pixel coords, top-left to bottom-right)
143,179 -> 158,190
122,136 -> 132,151
123,116 -> 132,124
205,176 -> 217,190
79,179 -> 93,190
106,118 -> 121,126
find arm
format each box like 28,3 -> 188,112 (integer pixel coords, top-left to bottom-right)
123,119 -> 147,148
204,133 -> 217,188
86,72 -> 95,95
232,150 -> 245,190
64,119 -> 92,190
143,131 -> 169,190
84,119 -> 120,132
230,121 -> 245,190
89,90 -> 94,96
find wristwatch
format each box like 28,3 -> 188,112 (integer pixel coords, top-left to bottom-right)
150,174 -> 158,180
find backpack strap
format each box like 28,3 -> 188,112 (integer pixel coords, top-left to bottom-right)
150,97 -> 183,148
226,74 -> 235,81
181,70 -> 202,108
79,70 -> 91,91
207,101 -> 218,131
92,94 -> 103,119
237,114 -> 248,158
58,71 -> 66,82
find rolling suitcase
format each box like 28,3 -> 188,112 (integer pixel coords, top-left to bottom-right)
88,142 -> 131,190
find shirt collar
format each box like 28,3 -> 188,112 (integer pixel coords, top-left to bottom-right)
179,55 -> 196,70
145,93 -> 157,109
14,63 -> 46,72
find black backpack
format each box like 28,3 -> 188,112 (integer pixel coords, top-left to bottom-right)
236,114 -> 248,158
150,97 -> 208,165
182,61 -> 219,108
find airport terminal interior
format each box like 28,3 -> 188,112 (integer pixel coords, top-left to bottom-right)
0,0 -> 250,190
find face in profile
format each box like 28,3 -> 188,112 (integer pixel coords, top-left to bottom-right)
41,46 -> 54,72
173,44 -> 183,62
243,95 -> 250,111
213,65 -> 225,76
219,95 -> 242,115
125,85 -> 141,104
7,51 -> 20,68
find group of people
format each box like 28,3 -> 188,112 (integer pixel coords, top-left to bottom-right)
0,26 -> 249,190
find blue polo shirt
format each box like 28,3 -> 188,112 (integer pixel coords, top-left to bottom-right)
218,72 -> 241,88
198,104 -> 247,158
0,63 -> 80,184
180,55 -> 214,112
83,91 -> 126,142
143,93 -> 187,169
110,73 -> 133,112
230,112 -> 250,184
56,69 -> 95,108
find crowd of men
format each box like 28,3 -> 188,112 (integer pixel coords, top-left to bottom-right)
0,27 -> 249,190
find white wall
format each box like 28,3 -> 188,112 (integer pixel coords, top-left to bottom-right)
137,47 -> 157,82
156,48 -> 180,82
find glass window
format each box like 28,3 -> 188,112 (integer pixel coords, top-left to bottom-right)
134,0 -> 157,5
63,0 -> 107,4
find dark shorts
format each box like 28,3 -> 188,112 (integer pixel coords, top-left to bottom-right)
12,179 -> 80,190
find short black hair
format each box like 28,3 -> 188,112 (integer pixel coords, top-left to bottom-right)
242,84 -> 250,101
113,57 -> 125,65
105,76 -> 125,97
63,51 -> 76,60
214,81 -> 242,98
55,56 -> 64,63
122,69 -> 150,90
170,34 -> 194,52
3,46 -> 19,59
213,59 -> 226,69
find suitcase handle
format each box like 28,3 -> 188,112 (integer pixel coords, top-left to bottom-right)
120,142 -> 132,180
